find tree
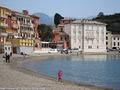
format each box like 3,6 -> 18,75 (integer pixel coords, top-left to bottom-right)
97,12 -> 104,17
37,24 -> 55,42
54,13 -> 64,26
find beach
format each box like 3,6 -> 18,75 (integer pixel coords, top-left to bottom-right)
0,53 -> 114,90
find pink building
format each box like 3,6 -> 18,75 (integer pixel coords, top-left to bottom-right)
53,18 -> 74,49
30,15 -> 39,39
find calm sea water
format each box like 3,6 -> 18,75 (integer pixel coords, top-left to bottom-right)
23,55 -> 120,89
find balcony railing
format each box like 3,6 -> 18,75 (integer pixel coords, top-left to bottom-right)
0,33 -> 8,36
21,30 -> 33,33
12,24 -> 19,29
1,14 -> 7,18
20,21 -> 32,26
1,23 -> 8,27
85,36 -> 95,39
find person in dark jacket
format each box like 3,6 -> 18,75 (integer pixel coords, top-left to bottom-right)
5,52 -> 7,63
7,54 -> 10,63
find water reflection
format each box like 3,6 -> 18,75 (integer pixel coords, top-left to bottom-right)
70,54 -> 120,61
23,54 -> 120,89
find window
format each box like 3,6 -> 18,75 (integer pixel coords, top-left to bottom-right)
97,40 -> 99,44
60,28 -> 63,32
65,37 -> 67,41
106,42 -> 108,45
79,26 -> 81,30
114,37 -> 116,40
87,40 -> 89,44
78,31 -> 81,36
102,26 -> 104,30
114,42 -> 116,46
73,25 -> 76,30
88,46 -> 92,49
92,32 -> 94,36
102,32 -> 104,36
74,39 -> 76,43
86,32 -> 89,36
102,40 -> 104,44
86,25 -> 89,30
106,37 -> 108,40
97,26 -> 99,30
73,31 -> 76,36
60,36 -> 63,41
91,26 -> 93,30
91,40 -> 93,44
8,47 -> 10,50
97,32 -> 99,37
79,39 -> 81,43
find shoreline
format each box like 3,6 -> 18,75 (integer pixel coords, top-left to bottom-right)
0,53 -> 116,90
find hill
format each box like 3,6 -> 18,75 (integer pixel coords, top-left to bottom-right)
33,13 -> 54,25
93,13 -> 120,34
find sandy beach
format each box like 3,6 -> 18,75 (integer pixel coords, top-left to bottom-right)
0,53 -> 115,90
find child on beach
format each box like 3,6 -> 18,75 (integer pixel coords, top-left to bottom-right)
58,69 -> 62,82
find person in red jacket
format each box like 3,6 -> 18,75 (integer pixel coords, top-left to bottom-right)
58,69 -> 62,82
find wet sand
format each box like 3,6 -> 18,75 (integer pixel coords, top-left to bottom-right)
0,53 -> 115,90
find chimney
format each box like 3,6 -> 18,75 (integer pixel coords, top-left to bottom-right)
23,10 -> 28,15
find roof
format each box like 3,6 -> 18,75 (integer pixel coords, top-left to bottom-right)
71,19 -> 107,25
30,15 -> 39,19
61,18 -> 73,21
12,10 -> 33,19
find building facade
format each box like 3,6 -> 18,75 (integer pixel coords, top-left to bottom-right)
7,39 -> 34,54
12,10 -> 34,39
65,19 -> 107,52
0,4 -> 8,43
106,31 -> 112,50
53,18 -> 74,49
111,34 -> 120,50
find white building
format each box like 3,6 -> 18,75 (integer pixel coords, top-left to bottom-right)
112,34 -> 120,50
64,19 -> 107,52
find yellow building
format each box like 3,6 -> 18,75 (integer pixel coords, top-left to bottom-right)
7,39 -> 34,54
7,39 -> 33,47
0,4 -> 8,43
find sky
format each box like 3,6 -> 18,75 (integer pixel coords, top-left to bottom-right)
0,0 -> 120,18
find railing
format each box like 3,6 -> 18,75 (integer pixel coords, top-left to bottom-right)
4,24 -> 8,27
0,33 -> 8,36
85,36 -> 95,39
20,22 -> 32,25
21,30 -> 33,33
1,23 -> 8,27
1,14 -> 7,18
13,24 -> 19,29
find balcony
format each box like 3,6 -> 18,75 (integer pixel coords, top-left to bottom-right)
12,24 -> 19,29
11,16 -> 17,20
85,36 -> 95,39
1,14 -> 7,19
0,33 -> 8,36
1,23 -> 8,27
21,30 -> 33,33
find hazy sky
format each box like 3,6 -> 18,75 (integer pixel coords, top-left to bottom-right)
0,0 -> 120,18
